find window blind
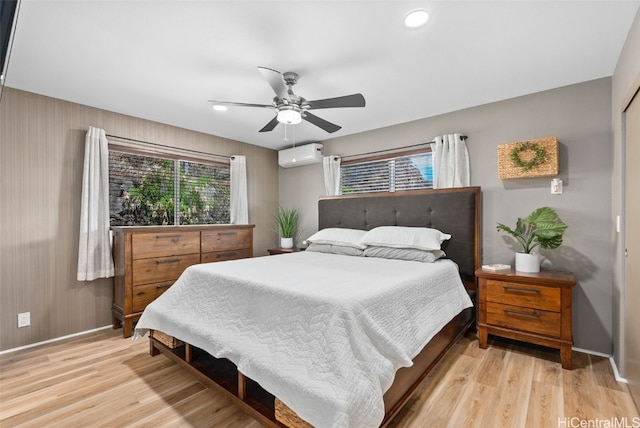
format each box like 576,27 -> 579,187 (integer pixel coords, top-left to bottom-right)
340,152 -> 433,194
109,150 -> 230,226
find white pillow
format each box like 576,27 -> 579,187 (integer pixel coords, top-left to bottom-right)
359,226 -> 451,251
305,228 -> 367,249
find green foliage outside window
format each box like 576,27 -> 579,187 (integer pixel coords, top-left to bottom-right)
125,159 -> 175,225
110,152 -> 230,226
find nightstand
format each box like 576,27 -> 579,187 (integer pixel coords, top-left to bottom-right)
267,247 -> 303,255
475,268 -> 576,369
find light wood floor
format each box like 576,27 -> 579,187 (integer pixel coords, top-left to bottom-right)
1,328 -> 638,427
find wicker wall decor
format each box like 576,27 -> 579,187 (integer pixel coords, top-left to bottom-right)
498,136 -> 559,179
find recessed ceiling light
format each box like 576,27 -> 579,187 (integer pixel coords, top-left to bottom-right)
403,9 -> 430,29
212,105 -> 228,111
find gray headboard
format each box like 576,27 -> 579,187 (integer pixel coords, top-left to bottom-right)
318,187 -> 481,282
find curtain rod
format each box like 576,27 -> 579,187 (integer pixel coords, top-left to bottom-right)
105,134 -> 234,160
340,135 -> 467,160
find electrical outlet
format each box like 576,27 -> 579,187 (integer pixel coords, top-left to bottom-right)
551,178 -> 563,195
18,312 -> 30,328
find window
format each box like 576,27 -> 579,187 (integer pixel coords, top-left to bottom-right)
109,150 -> 230,226
340,150 -> 433,194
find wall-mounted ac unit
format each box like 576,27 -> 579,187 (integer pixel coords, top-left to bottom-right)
278,143 -> 323,168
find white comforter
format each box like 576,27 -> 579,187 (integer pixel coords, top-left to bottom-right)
134,251 -> 472,428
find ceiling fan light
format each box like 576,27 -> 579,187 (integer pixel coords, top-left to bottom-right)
212,105 -> 228,111
277,108 -> 302,124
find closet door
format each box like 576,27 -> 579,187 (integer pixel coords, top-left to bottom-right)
624,89 -> 640,407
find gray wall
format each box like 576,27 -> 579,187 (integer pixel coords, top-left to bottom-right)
280,78 -> 614,354
0,88 -> 279,351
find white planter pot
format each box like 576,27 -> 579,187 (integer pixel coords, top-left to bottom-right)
515,252 -> 540,273
280,237 -> 294,249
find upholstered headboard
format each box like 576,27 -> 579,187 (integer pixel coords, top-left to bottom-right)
318,187 -> 481,282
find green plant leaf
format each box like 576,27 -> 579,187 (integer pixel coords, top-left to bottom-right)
526,207 -> 559,224
538,234 -> 564,249
274,207 -> 299,238
496,207 -> 567,254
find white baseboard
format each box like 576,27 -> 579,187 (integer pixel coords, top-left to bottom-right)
572,345 -> 628,383
609,357 -> 629,383
0,325 -> 113,356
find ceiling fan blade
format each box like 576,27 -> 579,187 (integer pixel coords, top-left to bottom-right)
305,93 -> 365,110
258,67 -> 288,101
208,100 -> 273,109
258,116 -> 280,133
303,112 -> 341,133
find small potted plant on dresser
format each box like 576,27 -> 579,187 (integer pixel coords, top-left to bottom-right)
496,206 -> 568,272
274,206 -> 299,249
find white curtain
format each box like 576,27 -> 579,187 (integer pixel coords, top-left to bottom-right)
230,155 -> 248,224
77,127 -> 114,281
429,133 -> 470,188
323,156 -> 341,196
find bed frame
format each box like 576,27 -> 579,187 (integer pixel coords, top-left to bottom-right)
148,186 -> 481,427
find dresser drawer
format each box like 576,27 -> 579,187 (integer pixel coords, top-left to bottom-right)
132,231 -> 200,259
201,229 -> 252,252
202,248 -> 252,263
486,302 -> 561,337
486,279 -> 560,311
132,253 -> 200,285
132,280 -> 173,312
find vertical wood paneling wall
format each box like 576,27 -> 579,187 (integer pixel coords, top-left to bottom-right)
0,88 -> 279,351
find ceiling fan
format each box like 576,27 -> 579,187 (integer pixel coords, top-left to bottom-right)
209,67 -> 365,134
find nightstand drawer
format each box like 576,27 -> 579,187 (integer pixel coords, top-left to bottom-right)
486,302 -> 561,337
486,279 -> 560,311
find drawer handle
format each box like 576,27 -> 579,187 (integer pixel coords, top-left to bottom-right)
212,252 -> 238,260
217,232 -> 237,236
157,234 -> 182,239
156,284 -> 171,290
503,308 -> 541,318
218,252 -> 237,258
156,258 -> 180,264
503,286 -> 540,294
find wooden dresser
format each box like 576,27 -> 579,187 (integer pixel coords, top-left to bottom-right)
111,224 -> 254,337
476,268 -> 576,369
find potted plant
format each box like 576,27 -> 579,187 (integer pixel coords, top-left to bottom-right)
274,206 -> 299,249
496,206 -> 568,272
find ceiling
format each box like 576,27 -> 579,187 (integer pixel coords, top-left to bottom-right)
5,1 -> 639,151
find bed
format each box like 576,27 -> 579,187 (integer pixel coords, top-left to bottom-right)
134,186 -> 481,427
